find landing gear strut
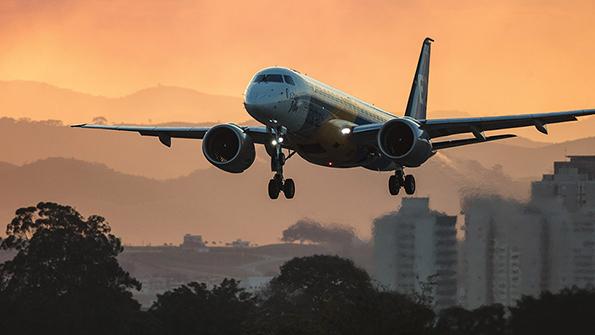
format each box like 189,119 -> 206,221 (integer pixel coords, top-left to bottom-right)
267,125 -> 295,200
388,169 -> 416,195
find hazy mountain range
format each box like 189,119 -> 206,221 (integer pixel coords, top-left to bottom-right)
2,80 -> 594,142
0,80 -> 244,124
0,153 -> 527,245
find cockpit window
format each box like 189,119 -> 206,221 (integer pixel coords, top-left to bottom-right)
283,75 -> 295,85
254,74 -> 283,83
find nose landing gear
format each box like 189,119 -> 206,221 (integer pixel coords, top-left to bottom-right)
267,125 -> 295,200
388,169 -> 416,195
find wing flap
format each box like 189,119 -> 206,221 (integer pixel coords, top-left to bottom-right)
432,134 -> 516,150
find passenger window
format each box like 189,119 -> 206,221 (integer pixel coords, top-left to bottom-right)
284,75 -> 295,85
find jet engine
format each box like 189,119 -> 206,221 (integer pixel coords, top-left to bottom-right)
377,118 -> 433,167
202,124 -> 256,173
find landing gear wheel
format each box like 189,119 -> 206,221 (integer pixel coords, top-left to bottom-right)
268,178 -> 281,199
388,175 -> 400,195
404,175 -> 416,195
283,178 -> 295,199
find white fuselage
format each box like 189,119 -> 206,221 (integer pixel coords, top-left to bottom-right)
243,67 -> 399,169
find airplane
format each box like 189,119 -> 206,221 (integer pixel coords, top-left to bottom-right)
73,38 -> 595,200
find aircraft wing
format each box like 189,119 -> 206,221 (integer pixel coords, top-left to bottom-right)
71,124 -> 270,147
420,109 -> 595,138
352,109 -> 595,150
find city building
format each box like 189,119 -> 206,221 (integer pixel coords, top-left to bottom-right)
373,197 -> 458,310
228,239 -> 251,248
462,156 -> 595,309
461,197 -> 543,309
532,156 -> 595,292
532,155 -> 595,211
180,234 -> 209,252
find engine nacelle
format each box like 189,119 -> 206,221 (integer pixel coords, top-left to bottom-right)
202,124 -> 256,173
377,118 -> 433,167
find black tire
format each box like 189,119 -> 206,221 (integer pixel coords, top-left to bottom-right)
404,174 -> 416,195
283,178 -> 295,199
388,175 -> 400,195
268,179 -> 280,199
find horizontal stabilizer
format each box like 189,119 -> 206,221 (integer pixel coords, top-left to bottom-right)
433,134 -> 516,150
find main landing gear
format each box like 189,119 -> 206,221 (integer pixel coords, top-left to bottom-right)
267,125 -> 296,200
388,169 -> 416,195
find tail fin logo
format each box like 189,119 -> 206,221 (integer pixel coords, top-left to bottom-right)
417,74 -> 426,106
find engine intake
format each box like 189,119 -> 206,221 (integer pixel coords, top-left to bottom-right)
377,119 -> 433,167
202,124 -> 256,173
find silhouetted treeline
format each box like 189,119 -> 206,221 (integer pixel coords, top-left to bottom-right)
1,203 -> 595,335
0,202 -> 147,334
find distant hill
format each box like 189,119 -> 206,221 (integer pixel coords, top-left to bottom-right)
0,161 -> 17,173
0,117 -> 215,179
0,156 -> 526,245
0,80 -> 246,124
444,136 -> 595,179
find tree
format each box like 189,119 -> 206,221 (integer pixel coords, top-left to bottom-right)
369,290 -> 434,335
149,278 -> 254,335
509,287 -> 595,335
0,202 -> 142,335
434,304 -> 507,335
247,255 -> 433,335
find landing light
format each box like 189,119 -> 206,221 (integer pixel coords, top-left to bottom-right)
271,137 -> 284,146
341,128 -> 351,135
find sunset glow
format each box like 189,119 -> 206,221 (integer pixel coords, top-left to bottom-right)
1,0 -> 595,126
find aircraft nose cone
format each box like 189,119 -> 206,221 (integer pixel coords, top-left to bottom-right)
244,84 -> 279,123
244,101 -> 273,124
244,91 -> 272,124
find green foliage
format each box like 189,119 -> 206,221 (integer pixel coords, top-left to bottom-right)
369,290 -> 435,335
246,255 -> 434,335
509,287 -> 595,335
434,304 -> 507,335
149,278 -> 254,335
0,202 -> 142,335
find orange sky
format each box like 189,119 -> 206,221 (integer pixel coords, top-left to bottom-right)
1,0 -> 595,120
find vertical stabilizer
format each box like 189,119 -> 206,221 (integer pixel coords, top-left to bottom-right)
405,37 -> 433,120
